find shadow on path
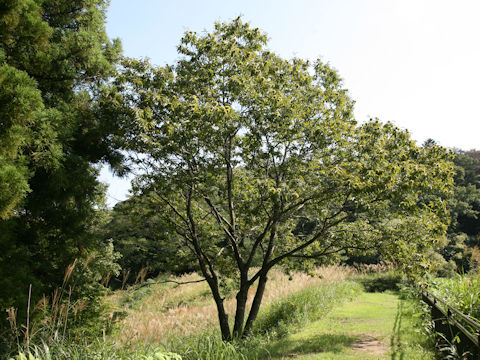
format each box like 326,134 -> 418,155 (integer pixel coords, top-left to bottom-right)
390,300 -> 405,360
267,334 -> 359,359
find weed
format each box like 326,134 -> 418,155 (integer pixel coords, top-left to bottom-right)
428,275 -> 480,321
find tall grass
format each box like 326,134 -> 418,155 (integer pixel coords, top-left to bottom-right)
7,266 -> 358,359
7,340 -> 181,360
112,266 -> 354,346
428,274 -> 480,320
167,277 -> 362,360
5,261 -> 80,356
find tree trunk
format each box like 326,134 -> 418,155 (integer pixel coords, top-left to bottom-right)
207,278 -> 231,341
215,297 -> 231,341
232,285 -> 249,337
242,273 -> 268,337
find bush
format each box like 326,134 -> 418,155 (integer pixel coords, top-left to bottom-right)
357,270 -> 405,292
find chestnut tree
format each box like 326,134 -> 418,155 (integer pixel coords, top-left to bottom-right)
111,18 -> 453,340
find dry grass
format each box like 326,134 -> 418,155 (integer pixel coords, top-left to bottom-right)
353,261 -> 396,274
111,266 -> 355,346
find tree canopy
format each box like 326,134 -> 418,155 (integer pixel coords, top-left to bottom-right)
0,0 -> 124,340
434,149 -> 480,273
109,18 -> 454,339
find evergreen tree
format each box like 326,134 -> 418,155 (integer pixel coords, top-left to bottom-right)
0,0 -> 124,340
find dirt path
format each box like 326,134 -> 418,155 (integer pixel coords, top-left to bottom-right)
263,292 -> 435,360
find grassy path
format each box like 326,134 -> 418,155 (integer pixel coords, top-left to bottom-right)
263,292 -> 435,360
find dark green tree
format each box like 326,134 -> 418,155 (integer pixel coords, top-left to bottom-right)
438,150 -> 480,272
0,0 -> 124,341
101,195 -> 196,286
111,19 -> 454,340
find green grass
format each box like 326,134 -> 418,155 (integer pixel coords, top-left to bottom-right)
7,341 -> 182,360
170,281 -> 363,360
7,271 -> 437,360
428,274 -> 480,320
253,281 -> 362,338
261,292 -> 436,359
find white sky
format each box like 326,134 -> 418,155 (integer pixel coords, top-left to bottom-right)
101,0 -> 480,206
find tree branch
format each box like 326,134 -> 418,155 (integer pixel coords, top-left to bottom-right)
203,196 -> 244,266
158,278 -> 207,285
245,217 -> 273,267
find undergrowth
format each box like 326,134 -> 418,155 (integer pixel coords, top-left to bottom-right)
167,280 -> 362,360
357,270 -> 406,293
428,274 -> 480,321
7,338 -> 181,360
6,268 -> 361,359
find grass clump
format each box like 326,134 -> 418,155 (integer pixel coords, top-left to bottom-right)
175,334 -> 266,360
7,339 -> 182,360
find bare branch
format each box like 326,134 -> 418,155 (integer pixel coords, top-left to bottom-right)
203,196 -> 244,266
158,278 -> 207,285
261,213 -> 350,277
245,217 -> 273,267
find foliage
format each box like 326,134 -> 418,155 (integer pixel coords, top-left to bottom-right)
101,196 -> 196,286
437,150 -> 480,273
109,17 -> 453,339
357,270 -> 405,292
428,275 -> 480,321
449,151 -> 480,241
0,0 -> 125,354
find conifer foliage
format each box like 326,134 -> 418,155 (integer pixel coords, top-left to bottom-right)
0,0 -> 124,340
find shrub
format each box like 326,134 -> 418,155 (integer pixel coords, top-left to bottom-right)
357,270 -> 405,292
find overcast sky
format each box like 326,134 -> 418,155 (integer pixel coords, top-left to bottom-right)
101,0 -> 480,206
